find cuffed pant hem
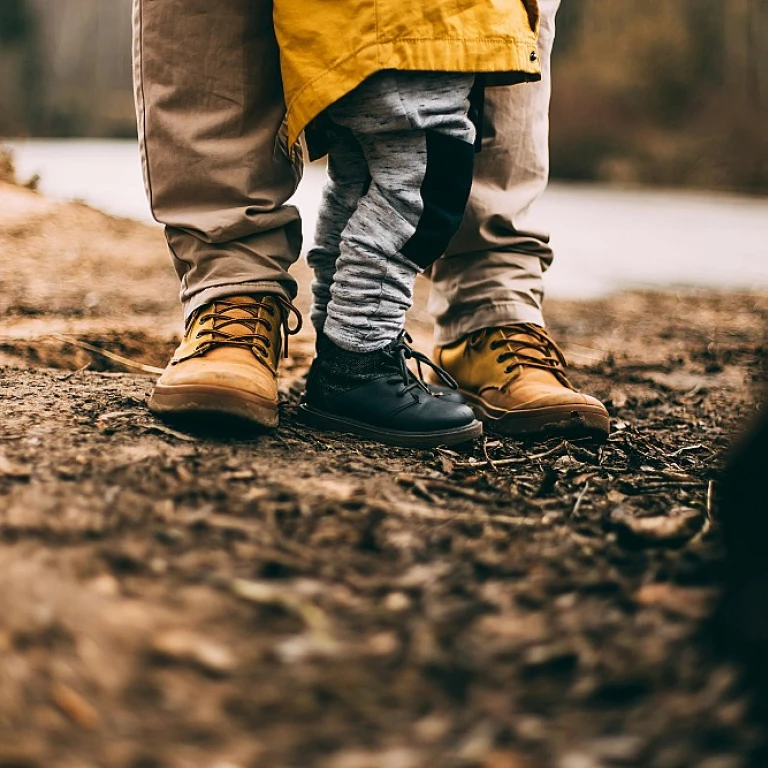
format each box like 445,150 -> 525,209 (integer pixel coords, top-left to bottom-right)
433,300 -> 546,346
182,280 -> 294,324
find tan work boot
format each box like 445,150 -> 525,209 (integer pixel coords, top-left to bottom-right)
149,295 -> 301,428
433,324 -> 610,439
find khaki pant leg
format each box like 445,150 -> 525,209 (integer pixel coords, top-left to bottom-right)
133,0 -> 303,321
427,0 -> 561,345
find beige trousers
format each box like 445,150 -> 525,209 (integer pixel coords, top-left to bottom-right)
133,0 -> 560,342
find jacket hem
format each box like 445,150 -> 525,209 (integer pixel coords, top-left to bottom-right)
286,37 -> 541,147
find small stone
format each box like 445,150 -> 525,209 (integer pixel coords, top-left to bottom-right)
274,634 -> 340,664
366,631 -> 399,657
149,557 -> 168,575
413,714 -> 451,743
591,735 -> 645,764
513,715 -> 548,743
523,644 -> 578,673
558,754 -> 602,768
384,592 -> 411,612
152,629 -> 236,676
87,573 -> 120,597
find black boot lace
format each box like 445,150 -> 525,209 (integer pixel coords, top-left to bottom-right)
387,331 -> 458,400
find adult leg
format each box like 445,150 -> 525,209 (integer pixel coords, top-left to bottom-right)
133,0 -> 303,321
429,0 -> 611,439
428,0 -> 559,341
306,128 -> 369,335
134,0 -> 303,427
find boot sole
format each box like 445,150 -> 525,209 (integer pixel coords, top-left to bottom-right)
298,404 -> 483,448
463,392 -> 610,439
148,384 -> 279,429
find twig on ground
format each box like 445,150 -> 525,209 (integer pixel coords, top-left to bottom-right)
529,441 -> 568,461
50,334 -> 164,375
668,444 -> 708,458
397,473 -> 495,502
571,481 -> 590,517
58,362 -> 91,381
453,456 -> 528,470
145,423 -> 199,442
369,499 -> 539,528
481,437 -> 498,472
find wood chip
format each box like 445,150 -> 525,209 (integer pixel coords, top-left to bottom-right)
51,683 -> 99,730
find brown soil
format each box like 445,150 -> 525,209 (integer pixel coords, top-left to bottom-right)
1,184 -> 767,768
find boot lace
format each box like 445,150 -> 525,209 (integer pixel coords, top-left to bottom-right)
387,331 -> 458,400
192,295 -> 303,361
469,323 -> 573,389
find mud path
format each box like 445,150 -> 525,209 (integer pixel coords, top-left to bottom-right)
1,183 -> 766,767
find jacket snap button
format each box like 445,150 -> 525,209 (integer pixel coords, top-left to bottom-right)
530,51 -> 538,62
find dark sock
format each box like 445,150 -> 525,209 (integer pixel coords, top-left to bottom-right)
306,334 -> 397,400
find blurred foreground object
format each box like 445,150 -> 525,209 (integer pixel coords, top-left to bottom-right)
717,379 -> 768,726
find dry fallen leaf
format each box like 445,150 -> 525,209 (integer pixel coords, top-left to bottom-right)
611,505 -> 703,544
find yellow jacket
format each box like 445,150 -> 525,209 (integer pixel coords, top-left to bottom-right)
274,0 -> 541,147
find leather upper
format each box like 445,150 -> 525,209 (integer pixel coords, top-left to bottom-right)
156,295 -> 299,405
435,324 -> 607,413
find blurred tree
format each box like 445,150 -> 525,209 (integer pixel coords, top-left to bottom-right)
0,0 -> 42,135
0,0 -> 765,191
549,0 -> 768,192
0,0 -> 31,44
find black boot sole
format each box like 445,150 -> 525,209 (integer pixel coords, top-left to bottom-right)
298,404 -> 483,448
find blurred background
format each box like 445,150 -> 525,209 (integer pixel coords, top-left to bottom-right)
2,0 -> 767,192
1,0 -> 767,297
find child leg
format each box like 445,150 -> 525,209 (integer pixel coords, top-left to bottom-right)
307,128 -> 369,334
301,71 -> 482,447
323,70 -> 477,352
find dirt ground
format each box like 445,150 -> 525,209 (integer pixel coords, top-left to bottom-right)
1,181 -> 767,768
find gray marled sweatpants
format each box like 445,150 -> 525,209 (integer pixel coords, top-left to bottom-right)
308,71 -> 476,352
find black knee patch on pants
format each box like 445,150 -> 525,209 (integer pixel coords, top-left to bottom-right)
401,131 -> 475,270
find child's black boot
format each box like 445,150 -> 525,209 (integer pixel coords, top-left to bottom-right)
300,332 -> 482,448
